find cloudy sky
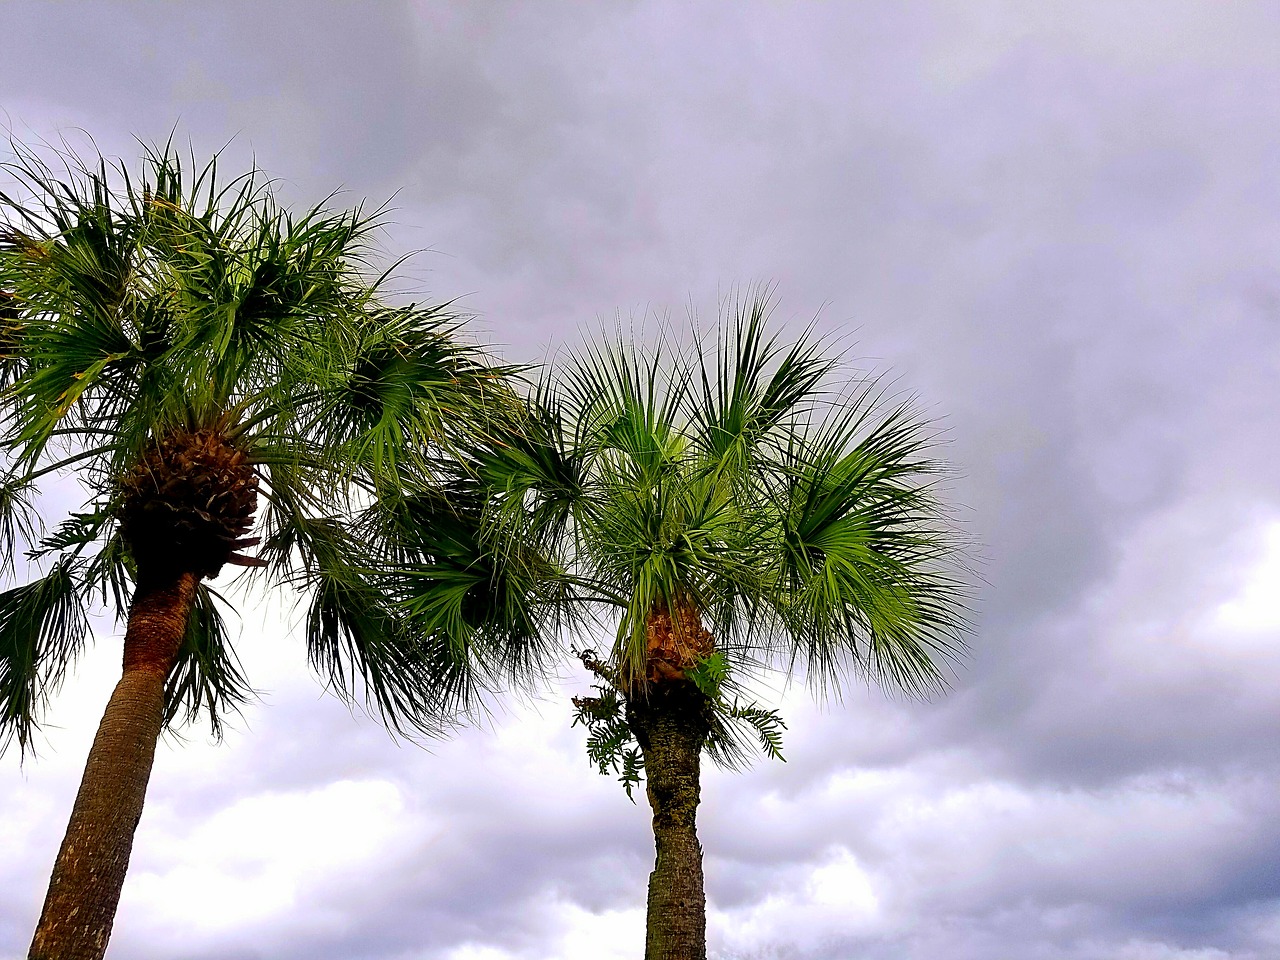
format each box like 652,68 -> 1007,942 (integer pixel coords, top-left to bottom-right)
3,2 -> 1280,958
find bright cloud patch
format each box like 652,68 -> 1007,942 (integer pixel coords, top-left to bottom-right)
123,779 -> 408,939
1213,519 -> 1280,635
712,846 -> 880,955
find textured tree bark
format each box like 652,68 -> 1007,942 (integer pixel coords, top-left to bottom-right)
29,569 -> 197,960
628,683 -> 712,960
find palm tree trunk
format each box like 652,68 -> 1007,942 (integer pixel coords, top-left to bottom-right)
628,684 -> 711,960
29,569 -> 197,960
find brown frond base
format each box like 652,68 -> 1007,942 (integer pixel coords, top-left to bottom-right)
118,427 -> 259,579
619,596 -> 715,690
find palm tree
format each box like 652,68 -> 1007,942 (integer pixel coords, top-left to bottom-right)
435,292 -> 971,960
0,141 -> 506,960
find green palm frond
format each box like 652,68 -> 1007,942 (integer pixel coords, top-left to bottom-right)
163,583 -> 252,738
688,287 -> 836,477
380,474 -> 568,700
300,515 -> 451,736
305,304 -> 517,477
770,388 -> 970,695
0,473 -> 40,575
306,573 -> 448,736
0,557 -> 88,754
559,327 -> 689,484
474,385 -> 585,535
705,701 -> 787,771
1,136 -> 520,747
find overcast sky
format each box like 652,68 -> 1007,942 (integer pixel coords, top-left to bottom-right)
3,2 -> 1280,958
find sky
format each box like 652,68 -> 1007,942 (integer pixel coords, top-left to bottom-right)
2,2 -> 1280,958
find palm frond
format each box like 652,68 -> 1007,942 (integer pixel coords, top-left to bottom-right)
299,515 -> 453,736
558,326 -> 688,484
0,558 -> 88,755
304,303 -> 517,480
163,583 -> 253,737
0,472 -> 40,574
688,288 -> 836,476
770,386 -> 971,696
384,476 -> 568,701
705,700 -> 787,771
3,135 -> 524,741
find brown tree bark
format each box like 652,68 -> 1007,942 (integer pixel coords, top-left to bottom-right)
627,682 -> 712,960
29,569 -> 197,960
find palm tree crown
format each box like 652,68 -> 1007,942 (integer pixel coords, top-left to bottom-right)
0,140 -> 508,959
441,291 -> 971,960
475,291 -> 969,713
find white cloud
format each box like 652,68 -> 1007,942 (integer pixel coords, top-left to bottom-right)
124,779 -> 410,938
1212,520 -> 1280,636
712,846 -> 881,955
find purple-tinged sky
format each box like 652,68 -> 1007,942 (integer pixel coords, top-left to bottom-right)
3,3 -> 1279,958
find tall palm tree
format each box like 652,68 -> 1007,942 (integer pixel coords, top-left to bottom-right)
431,292 -> 971,960
0,141 -> 506,960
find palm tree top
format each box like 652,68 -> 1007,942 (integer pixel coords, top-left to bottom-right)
0,138 -> 514,754
470,290 -> 972,701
